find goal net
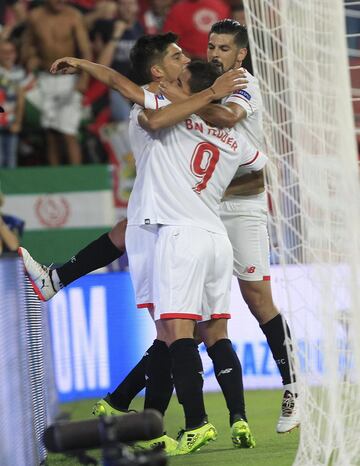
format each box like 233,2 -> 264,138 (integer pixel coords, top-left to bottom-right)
242,1 -> 360,464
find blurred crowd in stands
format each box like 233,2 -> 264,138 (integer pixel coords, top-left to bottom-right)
0,0 -> 358,169
0,0 -> 247,168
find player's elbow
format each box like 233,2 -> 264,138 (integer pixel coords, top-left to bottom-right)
211,113 -> 238,128
146,118 -> 163,131
223,113 -> 239,128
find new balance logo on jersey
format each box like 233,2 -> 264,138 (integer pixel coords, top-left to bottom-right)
245,266 -> 256,273
217,368 -> 233,377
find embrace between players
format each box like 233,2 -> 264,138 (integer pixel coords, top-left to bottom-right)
19,19 -> 300,456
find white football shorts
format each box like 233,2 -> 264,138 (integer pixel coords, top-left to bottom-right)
125,224 -> 158,309
153,225 -> 233,321
38,73 -> 82,135
220,192 -> 271,281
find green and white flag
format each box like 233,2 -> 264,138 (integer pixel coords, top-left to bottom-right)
1,165 -> 115,264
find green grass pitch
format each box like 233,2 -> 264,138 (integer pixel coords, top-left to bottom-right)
47,390 -> 299,465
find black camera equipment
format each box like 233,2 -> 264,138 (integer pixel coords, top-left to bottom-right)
44,410 -> 167,466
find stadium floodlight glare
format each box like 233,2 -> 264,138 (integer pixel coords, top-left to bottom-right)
243,0 -> 360,464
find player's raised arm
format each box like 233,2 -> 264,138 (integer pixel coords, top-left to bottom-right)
138,68 -> 247,131
50,57 -> 146,106
161,80 -> 247,128
159,69 -> 248,129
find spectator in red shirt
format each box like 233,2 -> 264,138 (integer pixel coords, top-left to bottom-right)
163,0 -> 230,59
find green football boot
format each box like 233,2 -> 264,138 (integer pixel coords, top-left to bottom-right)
168,422 -> 217,456
231,419 -> 256,448
135,434 -> 178,454
92,394 -> 134,416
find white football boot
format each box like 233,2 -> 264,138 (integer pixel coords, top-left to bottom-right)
276,389 -> 300,433
18,247 -> 59,301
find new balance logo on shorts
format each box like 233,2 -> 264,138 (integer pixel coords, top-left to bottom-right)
245,266 -> 256,273
217,368 -> 233,377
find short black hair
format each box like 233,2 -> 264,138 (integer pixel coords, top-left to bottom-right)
209,19 -> 248,48
186,60 -> 222,94
130,32 -> 178,85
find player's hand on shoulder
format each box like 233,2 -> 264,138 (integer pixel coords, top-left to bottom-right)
211,67 -> 248,100
159,80 -> 187,102
50,57 -> 81,74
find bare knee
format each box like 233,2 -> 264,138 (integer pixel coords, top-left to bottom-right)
156,319 -> 195,347
198,319 -> 228,348
108,219 -> 127,251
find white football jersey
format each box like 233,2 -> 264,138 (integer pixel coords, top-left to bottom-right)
144,76 -> 265,180
223,71 -> 265,178
224,71 -> 264,150
126,89 -> 163,224
133,107 -> 267,234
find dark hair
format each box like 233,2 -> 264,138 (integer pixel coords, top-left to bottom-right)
90,19 -> 114,43
130,32 -> 178,85
186,60 -> 222,94
209,19 -> 248,48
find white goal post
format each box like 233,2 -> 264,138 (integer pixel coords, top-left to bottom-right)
242,1 -> 360,464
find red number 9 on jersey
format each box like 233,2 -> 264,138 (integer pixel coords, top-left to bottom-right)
190,142 -> 220,193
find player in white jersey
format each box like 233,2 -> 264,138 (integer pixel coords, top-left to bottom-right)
203,20 -> 299,433
158,20 -> 299,434
19,22 -> 298,434
19,23 -> 298,434
133,60 -> 267,455
21,19 -> 299,439
21,35 -> 254,454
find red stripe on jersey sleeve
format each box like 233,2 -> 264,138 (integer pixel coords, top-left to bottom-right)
155,95 -> 159,110
240,151 -> 259,167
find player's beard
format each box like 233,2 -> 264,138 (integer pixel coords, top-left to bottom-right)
210,59 -> 224,73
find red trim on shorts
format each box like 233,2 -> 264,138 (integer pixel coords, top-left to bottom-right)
211,313 -> 231,319
137,303 -> 154,309
263,275 -> 271,281
240,151 -> 259,167
160,313 -> 202,320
